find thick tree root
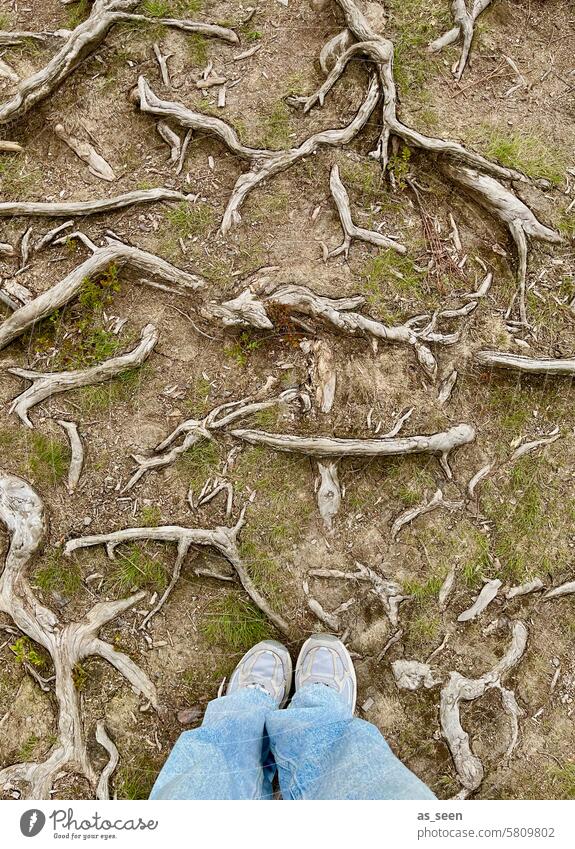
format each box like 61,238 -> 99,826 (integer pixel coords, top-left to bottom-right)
0,471 -> 157,799
429,1 -> 494,80
203,282 -> 465,381
475,350 -> 575,375
327,164 -> 406,257
392,660 -> 441,690
441,164 -> 560,325
230,423 -> 476,479
135,74 -> 381,234
0,242 -> 204,352
440,620 -> 528,797
0,188 -> 195,218
304,1 -> 559,325
8,324 -> 158,427
0,1 -> 238,125
64,504 -> 289,634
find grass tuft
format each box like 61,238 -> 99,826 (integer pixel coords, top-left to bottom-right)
201,592 -> 274,652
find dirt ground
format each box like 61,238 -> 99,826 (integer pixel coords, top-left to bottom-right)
0,0 -> 574,800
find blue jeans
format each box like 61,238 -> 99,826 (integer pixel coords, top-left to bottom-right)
150,685 -> 435,800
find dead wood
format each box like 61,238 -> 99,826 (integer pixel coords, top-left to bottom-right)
54,123 -> 116,181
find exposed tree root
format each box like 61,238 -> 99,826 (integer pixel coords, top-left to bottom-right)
307,0 -> 522,178
429,1 -> 494,80
390,488 -> 463,540
475,350 -> 575,375
457,578 -> 501,622
135,74 -> 381,234
315,461 -> 341,530
56,420 -> 84,494
0,471 -> 157,799
327,164 -> 406,257
64,504 -> 289,635
544,580 -> 575,600
301,0 -> 559,325
0,241 -> 204,352
309,562 -> 409,629
440,620 -> 528,797
94,721 -> 119,801
0,187 -> 195,218
441,164 -> 561,325
392,660 -> 441,691
231,423 -> 476,479
203,282 -> 465,381
0,1 -> 238,125
8,324 -> 158,427
122,389 -> 304,491
506,579 -> 544,601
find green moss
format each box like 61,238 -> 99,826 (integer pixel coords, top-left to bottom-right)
359,251 -> 427,317
201,592 -> 274,652
224,330 -> 262,367
65,0 -> 90,28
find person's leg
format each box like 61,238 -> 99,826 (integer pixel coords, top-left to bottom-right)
266,635 -> 436,800
150,640 -> 292,800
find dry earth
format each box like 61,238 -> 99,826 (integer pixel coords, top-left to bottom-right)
0,0 -> 574,800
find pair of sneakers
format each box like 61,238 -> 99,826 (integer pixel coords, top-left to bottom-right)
226,633 -> 357,712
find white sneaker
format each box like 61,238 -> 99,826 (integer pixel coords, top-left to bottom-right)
295,634 -> 357,712
227,640 -> 293,707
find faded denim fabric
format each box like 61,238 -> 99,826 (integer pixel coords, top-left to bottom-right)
150,684 -> 435,800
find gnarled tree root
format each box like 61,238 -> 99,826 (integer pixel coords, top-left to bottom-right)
0,471 -> 157,799
429,1 -> 494,80
64,504 -> 289,634
327,163 -> 406,257
0,241 -> 204,352
135,74 -> 381,235
122,389 -> 305,491
440,620 -> 528,797
8,323 -> 158,427
0,0 -> 238,125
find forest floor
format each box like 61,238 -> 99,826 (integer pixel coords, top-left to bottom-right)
0,0 -> 574,800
